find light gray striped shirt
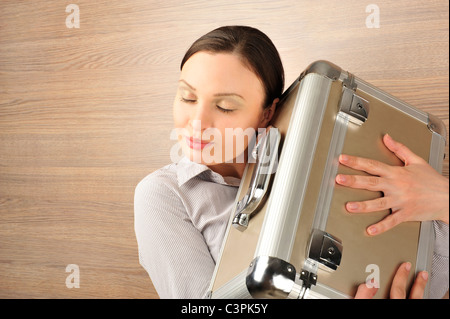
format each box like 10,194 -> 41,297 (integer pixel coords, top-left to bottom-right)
134,157 -> 240,298
134,157 -> 449,299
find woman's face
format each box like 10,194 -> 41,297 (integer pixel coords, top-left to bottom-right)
173,51 -> 273,175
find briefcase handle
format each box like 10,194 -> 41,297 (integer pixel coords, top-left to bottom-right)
232,127 -> 281,231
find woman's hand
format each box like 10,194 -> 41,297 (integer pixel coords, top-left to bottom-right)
354,262 -> 429,299
336,134 -> 449,236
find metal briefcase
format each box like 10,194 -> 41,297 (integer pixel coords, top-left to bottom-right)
207,60 -> 446,299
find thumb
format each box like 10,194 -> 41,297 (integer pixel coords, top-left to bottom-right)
354,283 -> 378,299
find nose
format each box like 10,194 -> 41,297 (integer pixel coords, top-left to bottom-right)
189,102 -> 212,137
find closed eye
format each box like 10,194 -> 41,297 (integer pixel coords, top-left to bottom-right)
216,105 -> 234,113
180,97 -> 196,103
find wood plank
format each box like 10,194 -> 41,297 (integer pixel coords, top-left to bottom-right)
0,0 -> 448,298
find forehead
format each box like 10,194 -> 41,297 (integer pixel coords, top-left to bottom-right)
180,52 -> 264,100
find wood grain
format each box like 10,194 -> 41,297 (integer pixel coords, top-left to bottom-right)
0,0 -> 448,298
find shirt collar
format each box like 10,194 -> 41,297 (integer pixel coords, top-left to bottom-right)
176,157 -> 241,187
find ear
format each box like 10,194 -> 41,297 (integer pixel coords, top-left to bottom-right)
260,98 -> 278,127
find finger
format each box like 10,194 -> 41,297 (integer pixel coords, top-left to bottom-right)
339,154 -> 392,177
408,271 -> 428,299
354,283 -> 378,299
390,262 -> 411,299
365,212 -> 404,236
344,197 -> 392,214
383,134 -> 426,166
336,174 -> 387,192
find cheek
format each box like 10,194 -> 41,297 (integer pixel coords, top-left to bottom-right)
236,111 -> 264,132
219,119 -> 259,160
172,102 -> 188,128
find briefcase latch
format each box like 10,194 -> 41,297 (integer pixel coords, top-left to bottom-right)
307,229 -> 343,272
295,230 -> 343,298
339,73 -> 369,125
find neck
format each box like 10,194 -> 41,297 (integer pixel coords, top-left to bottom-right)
207,162 -> 246,179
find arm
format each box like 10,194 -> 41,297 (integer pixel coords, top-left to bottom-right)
134,177 -> 215,298
335,134 -> 449,236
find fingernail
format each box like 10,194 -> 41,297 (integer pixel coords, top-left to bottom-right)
421,271 -> 429,281
336,174 -> 346,183
384,134 -> 393,143
347,202 -> 358,210
405,262 -> 411,271
339,154 -> 349,163
367,226 -> 377,235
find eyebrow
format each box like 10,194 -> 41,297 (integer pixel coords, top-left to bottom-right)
178,79 -> 246,101
178,79 -> 196,91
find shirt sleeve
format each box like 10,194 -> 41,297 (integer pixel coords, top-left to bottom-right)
134,176 -> 215,299
429,220 -> 449,299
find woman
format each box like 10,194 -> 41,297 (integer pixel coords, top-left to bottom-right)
134,26 -> 448,299
134,26 -> 282,298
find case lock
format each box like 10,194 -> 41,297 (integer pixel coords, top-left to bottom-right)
308,229 -> 343,271
339,73 -> 369,125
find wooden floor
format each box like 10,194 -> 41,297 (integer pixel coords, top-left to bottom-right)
0,0 -> 448,298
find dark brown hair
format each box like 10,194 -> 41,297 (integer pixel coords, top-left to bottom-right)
180,26 -> 285,109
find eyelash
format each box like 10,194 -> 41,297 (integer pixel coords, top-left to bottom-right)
216,106 -> 234,113
180,98 -> 234,113
180,97 -> 196,103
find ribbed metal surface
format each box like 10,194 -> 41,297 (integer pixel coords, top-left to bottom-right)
254,73 -> 332,260
211,269 -> 251,299
415,130 -> 447,299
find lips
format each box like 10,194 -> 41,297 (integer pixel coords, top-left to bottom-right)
185,136 -> 213,150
